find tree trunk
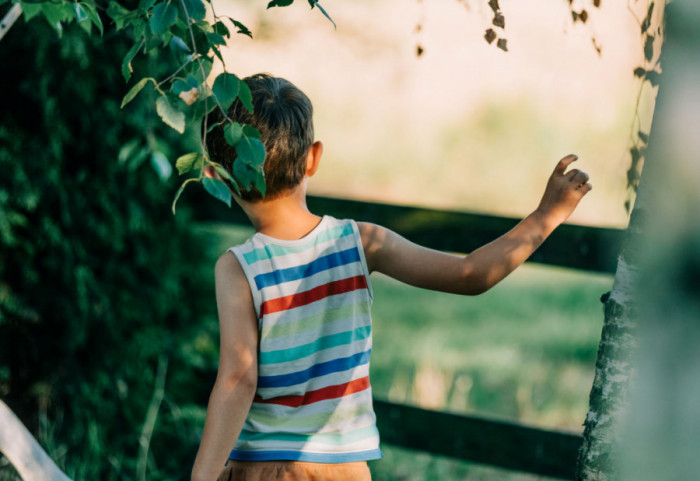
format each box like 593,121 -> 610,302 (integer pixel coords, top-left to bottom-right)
575,158 -> 647,481
617,1 -> 700,479
576,1 -> 700,479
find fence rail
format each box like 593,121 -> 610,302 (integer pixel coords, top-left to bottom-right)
374,400 -> 581,480
191,192 -> 624,274
190,191 -> 623,479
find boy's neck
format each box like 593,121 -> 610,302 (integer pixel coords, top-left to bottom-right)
239,186 -> 322,241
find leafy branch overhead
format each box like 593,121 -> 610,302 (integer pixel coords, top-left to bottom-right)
8,0 -> 659,214
11,0 -> 335,212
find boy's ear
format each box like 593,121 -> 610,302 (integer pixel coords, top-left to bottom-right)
305,141 -> 323,177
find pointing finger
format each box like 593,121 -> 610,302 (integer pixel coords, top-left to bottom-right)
554,154 -> 578,175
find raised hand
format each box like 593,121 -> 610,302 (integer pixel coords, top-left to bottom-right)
536,154 -> 592,226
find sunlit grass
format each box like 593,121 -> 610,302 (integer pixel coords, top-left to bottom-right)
370,264 -> 610,429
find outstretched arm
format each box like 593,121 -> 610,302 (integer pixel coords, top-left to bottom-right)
191,253 -> 258,481
359,155 -> 592,295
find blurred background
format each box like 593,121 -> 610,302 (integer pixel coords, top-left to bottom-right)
0,0 -> 658,479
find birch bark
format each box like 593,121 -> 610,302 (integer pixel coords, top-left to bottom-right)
576,1 -> 700,479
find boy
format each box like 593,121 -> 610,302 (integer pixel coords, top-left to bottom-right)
191,74 -> 592,481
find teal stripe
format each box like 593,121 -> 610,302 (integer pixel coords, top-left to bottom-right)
238,424 -> 378,447
260,301 -> 370,341
260,325 -> 372,365
243,224 -> 354,265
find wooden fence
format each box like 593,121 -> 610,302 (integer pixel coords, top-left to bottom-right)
190,191 -> 624,480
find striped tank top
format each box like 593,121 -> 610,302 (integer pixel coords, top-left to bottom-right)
227,215 -> 382,463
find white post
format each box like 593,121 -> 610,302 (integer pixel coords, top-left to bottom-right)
0,401 -> 73,481
0,3 -> 22,42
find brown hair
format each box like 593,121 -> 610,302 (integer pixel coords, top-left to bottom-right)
205,74 -> 315,201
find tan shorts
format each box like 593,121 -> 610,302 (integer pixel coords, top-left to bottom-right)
217,460 -> 372,481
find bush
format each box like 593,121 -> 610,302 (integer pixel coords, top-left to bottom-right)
0,16 -> 218,480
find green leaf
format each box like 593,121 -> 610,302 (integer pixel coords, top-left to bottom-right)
644,35 -> 654,62
139,0 -> 155,11
206,121 -> 223,133
81,2 -> 103,35
106,1 -> 130,29
640,3 -> 654,33
238,81 -> 253,113
150,151 -> 173,180
212,73 -> 240,111
131,17 -> 147,37
41,2 -> 73,36
309,0 -> 335,29
191,95 -> 218,121
254,168 -> 266,196
118,139 -> 141,164
232,135 -> 267,195
181,0 -> 205,21
228,17 -> 252,38
210,162 -> 240,194
242,125 -> 260,139
211,45 -> 224,64
175,152 -> 201,175
156,96 -> 186,133
78,18 -> 92,35
206,32 -> 226,46
121,77 -> 156,108
150,1 -> 177,37
191,58 -> 213,83
236,136 -> 266,168
224,122 -> 243,147
202,177 -> 232,207
233,158 -> 257,192
214,20 -> 230,38
73,3 -> 89,21
645,70 -> 661,87
122,40 -> 143,82
19,2 -> 43,22
169,35 -> 190,55
267,0 -> 294,7
128,148 -> 150,170
171,76 -> 199,98
172,178 -> 197,214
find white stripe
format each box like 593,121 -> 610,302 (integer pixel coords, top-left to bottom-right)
235,434 -> 380,453
246,406 -> 377,435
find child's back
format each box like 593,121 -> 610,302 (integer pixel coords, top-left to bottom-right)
226,215 -> 381,462
191,73 -> 592,481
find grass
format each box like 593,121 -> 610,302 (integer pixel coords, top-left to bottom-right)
203,222 -> 613,480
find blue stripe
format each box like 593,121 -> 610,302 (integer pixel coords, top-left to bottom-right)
254,247 -> 361,290
229,448 -> 383,463
257,349 -> 371,388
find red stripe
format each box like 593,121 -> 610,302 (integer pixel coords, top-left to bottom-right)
254,376 -> 370,408
260,275 -> 368,316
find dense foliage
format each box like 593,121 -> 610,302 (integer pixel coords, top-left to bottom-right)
0,16 -> 222,481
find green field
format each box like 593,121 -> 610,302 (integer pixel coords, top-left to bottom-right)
207,222 -> 612,480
